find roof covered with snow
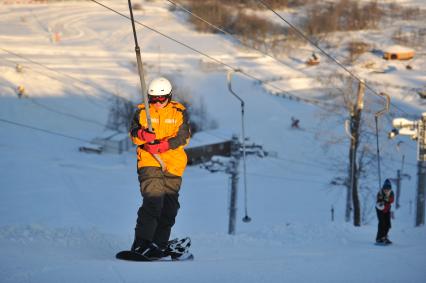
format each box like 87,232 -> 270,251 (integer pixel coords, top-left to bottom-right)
383,45 -> 415,53
187,129 -> 233,148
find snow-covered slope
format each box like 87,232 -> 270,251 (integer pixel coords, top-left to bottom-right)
0,1 -> 425,283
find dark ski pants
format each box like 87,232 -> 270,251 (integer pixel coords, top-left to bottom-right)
376,208 -> 391,241
135,167 -> 181,249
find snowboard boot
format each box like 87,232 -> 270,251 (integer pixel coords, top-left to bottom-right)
383,237 -> 392,245
131,238 -> 165,260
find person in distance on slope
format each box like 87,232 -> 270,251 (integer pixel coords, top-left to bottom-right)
375,179 -> 394,244
128,77 -> 191,260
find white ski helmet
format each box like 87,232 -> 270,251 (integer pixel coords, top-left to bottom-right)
147,77 -> 172,96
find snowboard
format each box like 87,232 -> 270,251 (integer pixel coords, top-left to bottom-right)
116,237 -> 193,262
374,242 -> 392,246
116,250 -> 194,262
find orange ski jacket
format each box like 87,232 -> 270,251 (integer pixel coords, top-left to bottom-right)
129,101 -> 191,177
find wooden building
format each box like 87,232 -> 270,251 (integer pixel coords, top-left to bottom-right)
90,130 -> 131,154
185,131 -> 232,165
383,45 -> 415,60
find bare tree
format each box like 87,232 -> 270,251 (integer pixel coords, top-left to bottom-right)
106,94 -> 135,133
319,75 -> 382,226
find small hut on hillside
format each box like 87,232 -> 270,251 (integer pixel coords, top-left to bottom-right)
185,130 -> 232,165
91,130 -> 131,154
383,45 -> 415,60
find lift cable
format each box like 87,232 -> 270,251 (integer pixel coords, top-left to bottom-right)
255,0 -> 413,118
89,0 -> 337,109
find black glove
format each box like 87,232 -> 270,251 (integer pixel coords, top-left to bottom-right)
130,125 -> 141,138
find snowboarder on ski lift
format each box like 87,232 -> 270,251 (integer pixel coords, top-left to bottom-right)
306,52 -> 320,66
16,85 -> 25,98
375,179 -> 394,245
291,116 -> 300,129
128,77 -> 191,260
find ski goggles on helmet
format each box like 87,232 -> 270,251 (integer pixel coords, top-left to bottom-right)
148,93 -> 171,104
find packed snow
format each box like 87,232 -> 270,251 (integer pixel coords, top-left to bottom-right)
0,1 -> 425,283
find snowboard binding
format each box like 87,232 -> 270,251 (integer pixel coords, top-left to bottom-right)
165,237 -> 193,260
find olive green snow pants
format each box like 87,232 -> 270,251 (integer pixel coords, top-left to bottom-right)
135,167 -> 182,248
